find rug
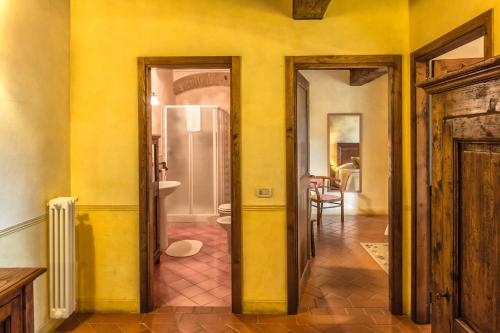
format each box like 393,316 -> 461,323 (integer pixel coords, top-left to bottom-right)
165,240 -> 203,257
360,242 -> 389,274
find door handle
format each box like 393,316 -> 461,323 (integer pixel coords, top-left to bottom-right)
434,292 -> 450,301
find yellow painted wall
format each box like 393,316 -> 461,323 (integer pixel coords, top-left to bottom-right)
70,0 -> 411,314
0,0 -> 70,330
410,0 -> 500,54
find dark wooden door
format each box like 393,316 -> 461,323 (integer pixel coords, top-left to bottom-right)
428,63 -> 500,332
149,136 -> 160,306
296,72 -> 311,295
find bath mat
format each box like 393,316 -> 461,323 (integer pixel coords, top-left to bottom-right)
165,240 -> 203,257
360,242 -> 388,274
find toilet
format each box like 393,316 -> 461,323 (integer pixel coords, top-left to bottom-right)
216,216 -> 231,253
217,203 -> 231,253
217,203 -> 231,216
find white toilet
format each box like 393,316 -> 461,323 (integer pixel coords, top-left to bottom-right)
217,203 -> 231,216
217,203 -> 231,253
216,216 -> 231,253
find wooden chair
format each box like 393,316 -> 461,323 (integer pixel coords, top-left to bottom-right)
310,175 -> 345,225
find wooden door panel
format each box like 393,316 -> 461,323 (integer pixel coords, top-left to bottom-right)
296,72 -> 310,292
432,58 -> 483,78
422,58 -> 500,333
456,143 -> 499,333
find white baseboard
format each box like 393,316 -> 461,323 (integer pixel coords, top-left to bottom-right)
37,318 -> 64,333
167,214 -> 218,223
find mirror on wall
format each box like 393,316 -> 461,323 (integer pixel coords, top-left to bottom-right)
327,113 -> 361,192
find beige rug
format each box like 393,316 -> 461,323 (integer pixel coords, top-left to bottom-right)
165,240 -> 203,257
360,242 -> 389,274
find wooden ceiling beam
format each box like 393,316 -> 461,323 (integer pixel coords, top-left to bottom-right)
349,68 -> 388,86
293,0 -> 332,20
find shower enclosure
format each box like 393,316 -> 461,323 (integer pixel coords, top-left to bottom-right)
162,105 -> 230,222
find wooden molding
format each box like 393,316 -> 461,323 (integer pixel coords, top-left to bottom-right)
417,56 -> 500,94
76,205 -> 139,212
174,72 -> 230,95
350,68 -> 387,86
242,204 -> 286,211
0,215 -> 45,239
293,0 -> 332,20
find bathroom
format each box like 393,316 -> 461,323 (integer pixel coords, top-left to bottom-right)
150,67 -> 232,307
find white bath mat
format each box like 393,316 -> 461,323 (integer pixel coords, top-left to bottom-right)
165,240 -> 203,257
360,242 -> 389,274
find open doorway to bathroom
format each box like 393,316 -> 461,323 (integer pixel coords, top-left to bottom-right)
138,57 -> 241,313
285,55 -> 404,316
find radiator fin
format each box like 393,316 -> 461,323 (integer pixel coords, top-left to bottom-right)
49,197 -> 77,319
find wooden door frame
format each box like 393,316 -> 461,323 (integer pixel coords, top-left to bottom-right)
410,10 -> 492,324
286,55 -> 403,315
326,113 -> 362,192
138,56 -> 242,313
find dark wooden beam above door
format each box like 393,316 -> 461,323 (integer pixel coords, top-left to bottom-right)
293,0 -> 332,20
350,68 -> 387,86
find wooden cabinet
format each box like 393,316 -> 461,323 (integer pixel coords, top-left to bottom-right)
0,268 -> 45,333
420,57 -> 500,333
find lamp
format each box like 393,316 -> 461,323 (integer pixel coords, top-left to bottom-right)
150,92 -> 160,106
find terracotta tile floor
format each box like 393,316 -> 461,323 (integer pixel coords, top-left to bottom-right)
153,222 -> 232,307
58,215 -> 432,332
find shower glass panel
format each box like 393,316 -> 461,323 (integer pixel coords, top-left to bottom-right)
165,107 -> 190,214
164,106 -> 230,218
192,110 -> 215,214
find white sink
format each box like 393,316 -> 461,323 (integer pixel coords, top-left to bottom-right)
158,180 -> 181,251
159,180 -> 181,197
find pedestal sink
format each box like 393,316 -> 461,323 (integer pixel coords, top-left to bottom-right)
159,181 -> 181,251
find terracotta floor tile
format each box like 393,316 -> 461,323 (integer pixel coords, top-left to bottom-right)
197,279 -> 220,291
209,286 -> 231,298
89,323 -> 123,333
191,292 -> 220,306
61,216 -> 431,332
179,285 -> 206,298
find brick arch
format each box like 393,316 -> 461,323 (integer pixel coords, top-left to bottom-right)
173,72 -> 230,95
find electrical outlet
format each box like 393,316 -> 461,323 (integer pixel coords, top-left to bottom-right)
256,188 -> 273,198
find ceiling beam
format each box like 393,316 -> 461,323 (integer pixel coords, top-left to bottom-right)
350,68 -> 388,86
293,0 -> 332,20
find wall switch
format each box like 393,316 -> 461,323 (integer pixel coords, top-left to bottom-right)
256,188 -> 273,198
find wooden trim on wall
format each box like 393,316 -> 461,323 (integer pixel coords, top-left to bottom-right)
138,56 -> 242,314
409,9 -> 493,324
286,55 -> 403,315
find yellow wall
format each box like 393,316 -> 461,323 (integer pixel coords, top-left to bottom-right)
70,0 -> 410,313
0,0 -> 70,330
410,0 -> 500,54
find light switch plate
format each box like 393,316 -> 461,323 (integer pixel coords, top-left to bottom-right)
256,188 -> 273,198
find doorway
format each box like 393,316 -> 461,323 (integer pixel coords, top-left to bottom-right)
138,57 -> 242,313
285,55 -> 403,315
410,10 -> 492,323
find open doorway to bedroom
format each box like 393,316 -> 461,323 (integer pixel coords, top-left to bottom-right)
285,55 -> 406,318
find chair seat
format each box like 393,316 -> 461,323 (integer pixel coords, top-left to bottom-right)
311,193 -> 342,202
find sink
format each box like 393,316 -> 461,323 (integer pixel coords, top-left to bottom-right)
159,180 -> 181,197
158,180 -> 181,251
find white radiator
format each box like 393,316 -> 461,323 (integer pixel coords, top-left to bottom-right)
48,197 -> 77,319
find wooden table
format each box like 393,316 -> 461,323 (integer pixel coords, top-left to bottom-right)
0,268 -> 46,333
